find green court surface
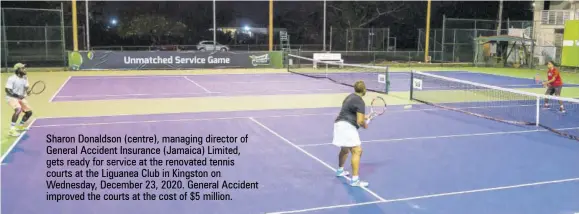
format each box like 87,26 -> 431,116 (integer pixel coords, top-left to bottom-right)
1,66 -> 578,158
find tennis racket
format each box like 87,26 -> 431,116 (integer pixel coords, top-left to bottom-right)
27,80 -> 46,95
366,96 -> 387,125
534,73 -> 544,86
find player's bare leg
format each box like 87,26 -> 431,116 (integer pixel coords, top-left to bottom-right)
350,146 -> 368,187
556,88 -> 565,113
9,108 -> 22,136
336,147 -> 350,177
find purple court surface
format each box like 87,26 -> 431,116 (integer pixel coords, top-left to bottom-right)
2,105 -> 579,214
50,72 -> 562,102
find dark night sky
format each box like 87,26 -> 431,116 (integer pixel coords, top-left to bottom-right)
0,1 -> 534,49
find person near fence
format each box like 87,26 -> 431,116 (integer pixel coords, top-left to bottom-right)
5,63 -> 33,137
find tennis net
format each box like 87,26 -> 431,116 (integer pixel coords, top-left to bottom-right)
410,70 -> 579,141
286,54 -> 389,94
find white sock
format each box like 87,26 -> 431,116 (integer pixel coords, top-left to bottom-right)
338,167 -> 344,171
352,176 -> 359,181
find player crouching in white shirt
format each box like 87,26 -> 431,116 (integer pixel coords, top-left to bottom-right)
5,63 -> 33,137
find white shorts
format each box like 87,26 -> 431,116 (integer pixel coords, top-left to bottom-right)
332,121 -> 362,147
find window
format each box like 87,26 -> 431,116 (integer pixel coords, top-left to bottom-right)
541,10 -> 571,25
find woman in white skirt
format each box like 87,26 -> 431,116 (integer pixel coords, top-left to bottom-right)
332,81 -> 369,187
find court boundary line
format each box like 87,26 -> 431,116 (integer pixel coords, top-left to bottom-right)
56,91 -> 221,98
266,177 -> 579,214
49,76 -> 71,102
53,87 -> 342,99
248,117 -> 387,202
299,127 -> 579,147
183,76 -> 212,93
1,119 -> 37,163
67,73 -> 299,79
71,75 -> 327,84
29,103 -> 537,127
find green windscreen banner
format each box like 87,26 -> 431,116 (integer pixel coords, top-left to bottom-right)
561,20 -> 579,67
68,51 -> 283,70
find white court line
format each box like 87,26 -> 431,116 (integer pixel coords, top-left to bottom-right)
56,91 -> 221,98
30,103 -> 538,128
248,117 -> 387,202
183,76 -> 212,93
70,73 -> 297,80
71,75 -> 184,79
1,119 -> 37,163
267,177 -> 579,214
49,76 -> 71,102
54,87 -> 341,99
72,75 -> 327,84
299,127 -> 579,147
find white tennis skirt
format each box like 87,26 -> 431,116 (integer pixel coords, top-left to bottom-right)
332,121 -> 362,147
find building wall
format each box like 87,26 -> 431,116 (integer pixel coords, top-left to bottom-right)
531,0 -> 579,63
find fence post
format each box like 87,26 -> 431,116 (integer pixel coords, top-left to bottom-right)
345,29 -> 349,52
329,26 -> 332,52
1,8 -> 8,72
452,29 -> 457,62
60,3 -> 66,68
433,29 -> 437,61
45,25 -> 49,60
442,14 -> 446,62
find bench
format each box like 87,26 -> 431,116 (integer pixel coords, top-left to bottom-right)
313,53 -> 343,69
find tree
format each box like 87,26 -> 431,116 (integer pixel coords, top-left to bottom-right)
117,15 -> 187,44
327,2 -> 407,29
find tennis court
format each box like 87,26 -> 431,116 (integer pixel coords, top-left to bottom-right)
50,73 -> 352,101
49,71 -> 576,102
2,104 -> 579,214
2,61 -> 579,213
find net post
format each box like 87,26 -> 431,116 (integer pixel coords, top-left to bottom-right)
535,96 -> 540,127
409,70 -> 414,100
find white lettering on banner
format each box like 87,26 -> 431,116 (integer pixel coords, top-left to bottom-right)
123,56 -> 173,64
208,56 -> 231,64
122,56 -> 233,65
174,56 -> 206,64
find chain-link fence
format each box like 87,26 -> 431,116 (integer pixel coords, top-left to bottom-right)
328,27 -> 390,51
0,7 -> 86,71
417,17 -> 536,64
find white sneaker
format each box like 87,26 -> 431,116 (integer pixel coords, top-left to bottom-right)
8,129 -> 20,137
336,169 -> 349,177
350,179 -> 369,187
